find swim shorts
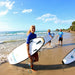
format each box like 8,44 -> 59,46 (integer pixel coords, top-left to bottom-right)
59,37 -> 63,41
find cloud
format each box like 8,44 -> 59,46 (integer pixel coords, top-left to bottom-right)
13,12 -> 18,14
45,17 -> 57,22
36,13 -> 56,21
37,13 -> 56,20
22,9 -> 32,13
36,13 -> 75,24
13,9 -> 32,14
54,19 -> 75,24
0,0 -> 15,9
36,13 -> 58,23
0,10 -> 8,16
0,0 -> 15,16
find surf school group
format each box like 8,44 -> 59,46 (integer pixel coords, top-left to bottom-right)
24,25 -> 63,71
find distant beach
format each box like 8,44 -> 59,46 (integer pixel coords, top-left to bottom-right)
0,31 -> 75,75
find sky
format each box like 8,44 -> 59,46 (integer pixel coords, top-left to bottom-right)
0,0 -> 75,31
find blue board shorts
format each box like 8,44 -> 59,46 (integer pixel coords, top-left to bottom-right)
31,52 -> 38,62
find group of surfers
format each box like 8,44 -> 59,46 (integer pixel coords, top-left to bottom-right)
26,25 -> 63,71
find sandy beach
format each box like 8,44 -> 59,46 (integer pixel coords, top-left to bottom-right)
0,32 -> 75,75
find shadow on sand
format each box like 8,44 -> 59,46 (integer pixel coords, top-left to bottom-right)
14,61 -> 75,70
41,43 -> 75,50
62,43 -> 75,47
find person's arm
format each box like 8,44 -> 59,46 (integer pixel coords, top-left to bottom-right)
56,33 -> 59,39
61,32 -> 63,38
56,34 -> 59,38
49,35 -> 53,38
48,32 -> 53,38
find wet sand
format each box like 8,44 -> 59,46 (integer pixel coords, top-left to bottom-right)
0,32 -> 75,75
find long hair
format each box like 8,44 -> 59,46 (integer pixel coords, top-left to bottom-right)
27,25 -> 35,36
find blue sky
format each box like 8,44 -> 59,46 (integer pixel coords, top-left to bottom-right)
0,0 -> 75,31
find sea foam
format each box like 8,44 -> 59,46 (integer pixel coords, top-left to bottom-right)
0,54 -> 7,64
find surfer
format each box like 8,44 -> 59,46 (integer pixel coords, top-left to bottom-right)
46,29 -> 53,46
26,25 -> 38,71
57,29 -> 63,46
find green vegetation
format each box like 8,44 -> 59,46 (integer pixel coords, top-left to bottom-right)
56,29 -> 59,31
70,21 -> 75,31
72,21 -> 75,25
59,21 -> 75,32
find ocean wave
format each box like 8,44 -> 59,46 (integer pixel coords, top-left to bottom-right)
0,39 -> 26,44
0,32 -> 26,36
36,32 -> 47,34
0,31 -> 57,44
0,54 -> 7,65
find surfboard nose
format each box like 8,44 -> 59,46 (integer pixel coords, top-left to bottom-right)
62,60 -> 64,64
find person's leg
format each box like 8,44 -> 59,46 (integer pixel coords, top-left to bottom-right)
33,52 -> 39,62
44,42 -> 48,47
61,41 -> 63,46
49,41 -> 51,46
58,40 -> 60,45
30,57 -> 36,72
30,56 -> 33,69
61,38 -> 63,46
58,37 -> 60,45
30,53 -> 38,71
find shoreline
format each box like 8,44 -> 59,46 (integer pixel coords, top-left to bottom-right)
63,30 -> 75,33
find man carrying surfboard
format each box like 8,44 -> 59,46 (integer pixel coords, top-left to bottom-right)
26,25 -> 38,71
45,29 -> 53,47
47,29 -> 53,46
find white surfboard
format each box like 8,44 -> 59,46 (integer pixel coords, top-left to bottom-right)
7,33 -> 55,64
43,33 -> 54,45
62,48 -> 75,64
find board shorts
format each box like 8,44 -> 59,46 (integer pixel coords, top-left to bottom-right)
59,37 -> 63,41
31,52 -> 38,62
48,40 -> 51,43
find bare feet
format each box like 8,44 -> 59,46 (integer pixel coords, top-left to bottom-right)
31,68 -> 36,72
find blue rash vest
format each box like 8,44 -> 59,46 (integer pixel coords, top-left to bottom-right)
58,32 -> 63,38
26,32 -> 37,44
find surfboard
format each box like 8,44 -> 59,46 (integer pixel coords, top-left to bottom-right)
7,33 -> 55,64
43,33 -> 54,45
62,48 -> 75,64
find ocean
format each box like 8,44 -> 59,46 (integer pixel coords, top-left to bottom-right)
0,31 -> 57,43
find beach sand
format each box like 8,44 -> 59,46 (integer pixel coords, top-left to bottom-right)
0,32 -> 75,75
